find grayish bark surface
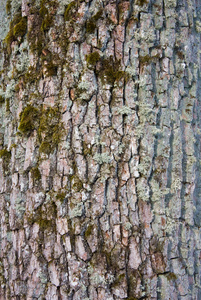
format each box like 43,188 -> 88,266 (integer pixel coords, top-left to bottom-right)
0,0 -> 201,299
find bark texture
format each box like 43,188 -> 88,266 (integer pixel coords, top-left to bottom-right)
0,0 -> 201,299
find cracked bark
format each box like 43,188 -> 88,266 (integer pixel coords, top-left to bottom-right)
0,0 -> 201,299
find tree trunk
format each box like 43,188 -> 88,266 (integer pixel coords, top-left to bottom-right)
0,0 -> 201,299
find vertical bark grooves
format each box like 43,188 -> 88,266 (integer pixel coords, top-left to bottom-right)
0,0 -> 201,299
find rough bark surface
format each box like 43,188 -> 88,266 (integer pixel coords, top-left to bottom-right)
0,0 -> 201,299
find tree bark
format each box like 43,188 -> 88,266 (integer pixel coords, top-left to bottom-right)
0,0 -> 201,299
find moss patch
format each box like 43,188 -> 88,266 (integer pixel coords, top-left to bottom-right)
64,1 -> 76,22
127,270 -> 142,298
41,50 -> 59,77
166,272 -> 177,281
6,99 -> 10,112
69,175 -> 83,192
24,66 -> 42,85
56,191 -> 66,201
6,0 -> 11,14
85,224 -> 93,238
40,0 -> 58,31
27,13 -> 44,56
86,52 -> 100,67
98,56 -> 126,85
38,107 -> 64,155
44,62 -> 58,77
41,15 -> 53,32
83,141 -> 92,156
5,13 -> 27,53
36,217 -> 52,230
86,20 -> 96,34
139,54 -> 160,66
13,17 -> 27,37
40,3 -> 52,31
0,148 -> 11,160
86,10 -> 103,34
112,273 -> 126,288
0,148 -> 11,175
30,167 -> 41,182
27,200 -> 57,232
136,0 -> 148,6
0,96 -> 5,104
28,0 -> 57,56
18,105 -> 40,136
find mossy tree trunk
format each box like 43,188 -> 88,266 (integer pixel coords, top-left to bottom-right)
0,0 -> 201,299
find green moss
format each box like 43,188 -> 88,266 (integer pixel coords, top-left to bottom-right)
105,68 -> 125,84
0,148 -> 11,160
136,0 -> 148,6
39,0 -> 57,31
27,201 -> 57,231
40,3 -> 53,32
30,167 -> 41,181
6,99 -> 10,112
166,272 -> 177,281
72,176 -> 83,192
98,56 -> 126,85
112,273 -> 126,288
27,14 -> 44,55
18,105 -> 40,135
44,62 -> 57,77
38,107 -> 58,132
93,10 -> 103,22
39,3 -> 48,17
37,217 -> 52,230
0,148 -> 11,175
38,107 -> 64,155
29,37 -> 43,56
86,52 -> 100,67
139,54 -> 160,65
24,66 -> 42,84
28,0 -> 58,55
33,214 -> 53,230
64,1 -> 76,22
83,141 -> 92,156
41,15 -> 52,31
86,20 -> 96,34
4,31 -> 14,53
0,96 -> 5,104
56,191 -> 66,201
5,12 -> 27,44
6,0 -> 11,14
85,224 -> 93,238
69,174 -> 83,192
5,13 -> 27,52
15,83 -> 20,93
139,55 -> 152,64
86,10 -> 103,34
10,143 -> 17,149
41,50 -> 59,77
13,17 -> 27,37
39,141 -> 51,154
